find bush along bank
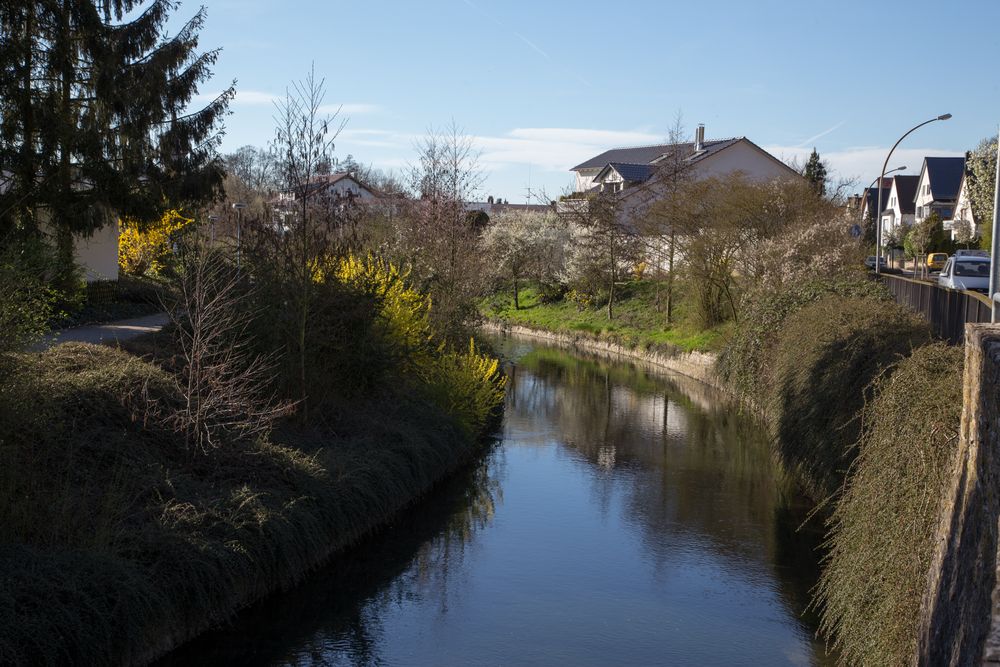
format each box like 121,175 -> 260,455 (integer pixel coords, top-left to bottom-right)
718,277 -> 966,664
0,254 -> 506,665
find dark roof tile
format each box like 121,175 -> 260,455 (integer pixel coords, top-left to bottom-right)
924,157 -> 965,201
571,138 -> 742,171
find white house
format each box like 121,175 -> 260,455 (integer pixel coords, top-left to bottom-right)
879,175 -> 918,245
913,156 -> 965,225
570,124 -> 800,196
276,172 -> 376,205
948,172 -> 977,241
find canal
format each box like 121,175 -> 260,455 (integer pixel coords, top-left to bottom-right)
164,337 -> 832,665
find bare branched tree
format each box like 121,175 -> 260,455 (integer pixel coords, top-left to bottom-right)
268,64 -> 345,419
170,245 -> 292,453
399,122 -> 487,338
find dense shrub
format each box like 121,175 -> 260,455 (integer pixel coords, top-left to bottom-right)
815,343 -> 963,666
717,277 -> 892,402
335,254 -> 506,434
0,342 -> 482,664
765,294 -> 931,499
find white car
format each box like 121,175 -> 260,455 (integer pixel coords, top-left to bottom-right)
938,256 -> 991,293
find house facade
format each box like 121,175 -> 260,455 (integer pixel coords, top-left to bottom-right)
913,157 -> 965,224
276,172 -> 376,205
570,125 -> 799,198
879,175 -> 918,245
948,172 -> 977,241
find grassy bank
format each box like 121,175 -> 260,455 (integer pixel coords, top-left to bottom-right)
1,253 -> 507,665
0,342 -> 494,665
480,281 -> 730,354
717,276 -> 968,663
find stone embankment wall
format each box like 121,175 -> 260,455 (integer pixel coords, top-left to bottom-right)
480,321 -> 720,390
917,324 -> 1000,665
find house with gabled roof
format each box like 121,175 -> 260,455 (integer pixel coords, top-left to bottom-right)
948,171 -> 977,241
570,124 -> 800,196
879,174 -> 919,244
914,156 -> 965,225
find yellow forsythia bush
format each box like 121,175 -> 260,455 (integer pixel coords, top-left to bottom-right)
118,210 -> 193,277
335,253 -> 506,434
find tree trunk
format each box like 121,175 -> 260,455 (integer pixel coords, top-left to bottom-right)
607,234 -> 615,321
513,275 -> 519,310
666,228 -> 676,325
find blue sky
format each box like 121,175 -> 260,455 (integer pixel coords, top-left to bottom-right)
186,0 -> 1000,201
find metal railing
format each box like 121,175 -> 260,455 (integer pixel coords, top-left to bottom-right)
879,274 -> 992,344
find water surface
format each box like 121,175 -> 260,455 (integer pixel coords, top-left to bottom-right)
165,338 -> 831,666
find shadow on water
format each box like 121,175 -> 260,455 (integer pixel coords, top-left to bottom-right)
162,337 -> 834,666
157,445 -> 505,667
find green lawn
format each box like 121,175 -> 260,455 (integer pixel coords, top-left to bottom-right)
480,281 -> 730,353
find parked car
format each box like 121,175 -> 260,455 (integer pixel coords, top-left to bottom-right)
926,252 -> 949,273
954,249 -> 989,258
864,255 -> 887,270
938,256 -> 991,293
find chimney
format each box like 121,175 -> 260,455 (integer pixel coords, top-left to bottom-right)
694,124 -> 705,152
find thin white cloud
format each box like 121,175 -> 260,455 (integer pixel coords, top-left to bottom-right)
335,126 -> 663,175
508,128 -> 662,146
796,120 -> 847,148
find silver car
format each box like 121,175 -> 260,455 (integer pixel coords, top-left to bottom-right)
938,256 -> 991,293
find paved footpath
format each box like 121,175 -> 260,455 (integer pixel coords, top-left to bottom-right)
33,312 -> 169,351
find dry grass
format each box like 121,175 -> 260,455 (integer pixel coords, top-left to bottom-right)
0,342 -> 483,665
766,294 -> 932,500
814,343 -> 963,666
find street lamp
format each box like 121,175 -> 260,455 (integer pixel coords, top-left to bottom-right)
875,113 -> 952,275
860,165 -> 906,223
232,202 -> 247,268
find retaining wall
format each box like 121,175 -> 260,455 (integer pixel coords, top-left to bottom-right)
917,324 -> 1000,665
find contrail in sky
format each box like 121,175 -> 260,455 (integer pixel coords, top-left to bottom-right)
797,120 -> 847,148
459,0 -> 592,87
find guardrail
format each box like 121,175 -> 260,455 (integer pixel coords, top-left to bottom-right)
879,274 -> 992,344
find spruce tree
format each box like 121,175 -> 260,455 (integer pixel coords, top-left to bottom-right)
0,1 -> 233,286
803,147 -> 827,196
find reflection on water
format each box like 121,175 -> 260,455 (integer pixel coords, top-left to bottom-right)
164,338 -> 833,666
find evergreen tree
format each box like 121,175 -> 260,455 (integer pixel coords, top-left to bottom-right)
803,147 -> 828,196
0,1 -> 233,285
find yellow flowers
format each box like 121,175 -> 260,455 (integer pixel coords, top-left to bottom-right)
334,254 -> 434,355
334,253 -> 507,434
118,210 -> 193,277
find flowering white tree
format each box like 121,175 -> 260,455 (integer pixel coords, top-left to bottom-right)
481,210 -> 568,309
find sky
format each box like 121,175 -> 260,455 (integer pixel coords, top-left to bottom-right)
181,0 -> 1000,202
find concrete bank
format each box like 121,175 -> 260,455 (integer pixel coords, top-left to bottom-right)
480,320 -> 722,391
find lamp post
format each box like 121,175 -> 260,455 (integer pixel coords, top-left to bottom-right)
988,126 -> 1000,321
232,202 -> 247,268
875,114 -> 952,275
861,166 -> 905,268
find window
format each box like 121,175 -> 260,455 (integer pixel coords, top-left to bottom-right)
955,260 -> 991,277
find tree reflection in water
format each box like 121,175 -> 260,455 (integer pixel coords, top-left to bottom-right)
161,339 -> 833,666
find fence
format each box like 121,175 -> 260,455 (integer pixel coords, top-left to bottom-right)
879,274 -> 992,344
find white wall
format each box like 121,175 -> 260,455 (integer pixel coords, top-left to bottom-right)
75,222 -> 120,281
692,140 -> 798,182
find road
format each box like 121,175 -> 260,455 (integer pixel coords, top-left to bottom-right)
33,312 -> 169,351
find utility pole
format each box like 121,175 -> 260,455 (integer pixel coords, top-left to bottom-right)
989,126 -> 1000,322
